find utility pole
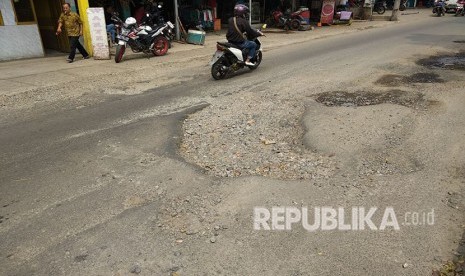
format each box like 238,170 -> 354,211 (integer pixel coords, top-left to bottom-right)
174,0 -> 180,40
390,0 -> 401,21
249,0 -> 252,24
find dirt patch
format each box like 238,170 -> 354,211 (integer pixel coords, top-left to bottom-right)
417,53 -> 465,71
376,73 -> 444,86
314,90 -> 427,108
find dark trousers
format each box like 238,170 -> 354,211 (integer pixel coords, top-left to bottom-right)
68,36 -> 89,60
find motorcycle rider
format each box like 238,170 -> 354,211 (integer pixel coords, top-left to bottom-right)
435,0 -> 448,12
226,4 -> 263,66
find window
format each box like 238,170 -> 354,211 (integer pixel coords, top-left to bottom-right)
11,0 -> 36,24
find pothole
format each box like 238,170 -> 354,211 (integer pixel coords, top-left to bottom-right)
417,52 -> 465,70
376,73 -> 444,86
179,96 -> 335,180
314,90 -> 427,108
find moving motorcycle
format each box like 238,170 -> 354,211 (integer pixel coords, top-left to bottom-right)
111,14 -> 172,63
433,0 -> 447,16
210,25 -> 266,80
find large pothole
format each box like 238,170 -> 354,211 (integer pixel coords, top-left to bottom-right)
179,94 -> 335,180
314,90 -> 428,108
305,90 -> 428,174
417,52 -> 465,71
376,73 -> 445,86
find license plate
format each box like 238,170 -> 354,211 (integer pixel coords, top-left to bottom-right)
209,51 -> 224,65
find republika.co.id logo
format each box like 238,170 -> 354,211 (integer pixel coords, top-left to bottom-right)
254,206 -> 435,231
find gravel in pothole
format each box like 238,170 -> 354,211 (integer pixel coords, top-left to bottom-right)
179,96 -> 335,180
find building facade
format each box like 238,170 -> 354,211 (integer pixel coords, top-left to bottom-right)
0,0 -> 92,61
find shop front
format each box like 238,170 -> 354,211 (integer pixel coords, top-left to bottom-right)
0,0 -> 92,61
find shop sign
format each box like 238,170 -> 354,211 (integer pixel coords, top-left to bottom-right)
320,0 -> 336,25
87,8 -> 110,60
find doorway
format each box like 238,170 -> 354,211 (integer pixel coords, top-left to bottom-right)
33,0 -> 70,53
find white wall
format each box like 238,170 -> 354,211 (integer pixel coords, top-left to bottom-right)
0,0 -> 16,26
0,0 -> 44,61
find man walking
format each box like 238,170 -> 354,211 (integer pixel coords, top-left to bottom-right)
56,3 -> 90,63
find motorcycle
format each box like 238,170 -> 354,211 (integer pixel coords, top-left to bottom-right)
210,25 -> 266,80
140,3 -> 175,48
265,10 -> 299,31
433,0 -> 446,16
111,14 -> 172,63
455,0 -> 465,15
374,0 -> 387,14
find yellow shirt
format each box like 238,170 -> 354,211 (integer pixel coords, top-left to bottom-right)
59,12 -> 82,37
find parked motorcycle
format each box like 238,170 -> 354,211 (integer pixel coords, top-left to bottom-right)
374,0 -> 387,14
140,3 -> 175,48
265,10 -> 299,31
455,0 -> 465,15
433,0 -> 446,16
210,25 -> 266,80
112,14 -> 172,63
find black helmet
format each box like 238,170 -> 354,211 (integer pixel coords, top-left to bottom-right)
234,4 -> 249,17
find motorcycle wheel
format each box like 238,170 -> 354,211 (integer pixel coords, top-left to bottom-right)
377,6 -> 386,14
248,51 -> 262,70
290,19 -> 301,31
115,44 -> 125,63
211,58 -> 228,80
152,36 -> 169,56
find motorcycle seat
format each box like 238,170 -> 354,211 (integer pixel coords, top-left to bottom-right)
148,25 -> 165,34
217,42 -> 242,49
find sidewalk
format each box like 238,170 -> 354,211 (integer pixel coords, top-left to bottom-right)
0,9 -> 430,98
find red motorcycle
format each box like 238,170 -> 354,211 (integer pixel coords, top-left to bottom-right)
455,0 -> 465,16
265,9 -> 301,30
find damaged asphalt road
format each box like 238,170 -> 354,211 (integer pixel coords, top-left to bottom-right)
1,14 -> 465,275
